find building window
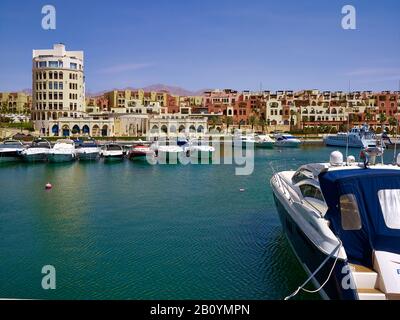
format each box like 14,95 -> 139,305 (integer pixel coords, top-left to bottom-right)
59,82 -> 63,90
39,61 -> 47,68
59,72 -> 63,80
49,61 -> 58,68
70,63 -> 77,69
49,72 -> 53,79
49,82 -> 53,90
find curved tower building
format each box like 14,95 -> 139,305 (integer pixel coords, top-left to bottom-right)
32,43 -> 85,135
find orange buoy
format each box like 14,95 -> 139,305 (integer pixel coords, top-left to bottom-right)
45,183 -> 52,190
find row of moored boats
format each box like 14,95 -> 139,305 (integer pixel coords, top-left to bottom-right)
0,133 -> 302,163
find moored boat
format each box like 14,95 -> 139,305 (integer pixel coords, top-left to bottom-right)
186,139 -> 215,161
324,124 -> 377,149
0,139 -> 25,162
21,138 -> 51,162
100,143 -> 124,161
76,139 -> 100,161
274,133 -> 301,147
255,134 -> 274,148
155,143 -> 184,164
48,139 -> 76,163
271,150 -> 400,300
128,143 -> 155,161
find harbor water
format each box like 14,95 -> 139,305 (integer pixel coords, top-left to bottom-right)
2,145 -> 392,300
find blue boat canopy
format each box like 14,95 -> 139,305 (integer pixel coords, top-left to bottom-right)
319,169 -> 400,268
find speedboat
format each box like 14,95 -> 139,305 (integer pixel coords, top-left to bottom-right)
255,134 -> 274,148
48,139 -> 76,162
128,143 -> 155,161
274,133 -> 301,147
235,135 -> 255,149
186,139 -> 215,161
153,142 -> 184,164
271,149 -> 400,300
100,143 -> 124,161
177,137 -> 189,147
76,139 -> 100,161
21,138 -> 51,162
0,139 -> 25,162
324,124 -> 377,148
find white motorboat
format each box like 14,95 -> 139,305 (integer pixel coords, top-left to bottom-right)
128,143 -> 155,161
154,142 -> 184,164
271,149 -> 400,300
100,143 -> 124,161
21,138 -> 51,162
0,139 -> 25,162
235,135 -> 255,149
255,134 -> 274,148
48,139 -> 76,163
186,139 -> 215,161
324,124 -> 377,148
76,139 -> 100,161
274,133 -> 302,147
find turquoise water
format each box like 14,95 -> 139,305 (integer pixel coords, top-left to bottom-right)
0,145 -> 384,300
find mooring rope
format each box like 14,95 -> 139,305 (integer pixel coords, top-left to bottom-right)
284,240 -> 343,300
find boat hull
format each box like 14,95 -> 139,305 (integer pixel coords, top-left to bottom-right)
0,151 -> 22,162
48,153 -> 76,163
129,152 -> 154,161
255,142 -> 274,149
189,150 -> 214,162
102,154 -> 124,161
274,141 -> 301,148
157,151 -> 184,164
324,137 -> 376,149
22,153 -> 48,162
273,194 -> 358,300
77,151 -> 99,161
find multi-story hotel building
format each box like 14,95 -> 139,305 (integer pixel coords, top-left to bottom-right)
0,92 -> 31,114
31,43 -> 86,135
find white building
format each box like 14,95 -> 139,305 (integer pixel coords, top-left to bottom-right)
32,43 -> 86,135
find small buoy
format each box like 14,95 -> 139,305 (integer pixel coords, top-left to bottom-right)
45,183 -> 52,190
239,188 -> 245,192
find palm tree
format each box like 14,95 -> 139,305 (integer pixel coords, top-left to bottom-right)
289,110 -> 296,131
257,118 -> 267,133
379,113 -> 387,124
225,116 -> 233,131
365,111 -> 373,123
248,115 -> 257,131
208,115 -> 218,130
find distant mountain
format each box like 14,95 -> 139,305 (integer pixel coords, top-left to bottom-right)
86,84 -> 212,97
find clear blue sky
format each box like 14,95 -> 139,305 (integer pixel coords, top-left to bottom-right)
0,0 -> 399,93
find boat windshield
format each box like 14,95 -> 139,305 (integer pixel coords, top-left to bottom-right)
81,141 -> 98,147
319,169 -> 400,268
107,144 -> 121,151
